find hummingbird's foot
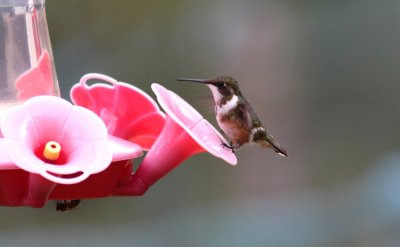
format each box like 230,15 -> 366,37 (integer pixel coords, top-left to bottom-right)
221,142 -> 235,153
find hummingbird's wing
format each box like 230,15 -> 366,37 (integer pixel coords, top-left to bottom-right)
238,98 -> 288,157
237,97 -> 262,129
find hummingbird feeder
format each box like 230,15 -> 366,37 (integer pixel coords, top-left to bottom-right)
0,0 -> 236,208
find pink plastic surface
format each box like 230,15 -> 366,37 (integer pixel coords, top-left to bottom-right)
1,95 -> 142,183
151,83 -> 237,165
70,73 -> 166,150
0,73 -> 237,208
115,83 -> 237,196
15,51 -> 58,100
0,95 -> 143,207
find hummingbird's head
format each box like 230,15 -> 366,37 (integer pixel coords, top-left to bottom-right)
177,75 -> 241,103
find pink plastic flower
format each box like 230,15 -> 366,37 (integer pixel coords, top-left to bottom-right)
115,83 -> 236,196
15,51 -> 57,100
150,83 -> 237,165
0,95 -> 142,184
70,73 -> 165,150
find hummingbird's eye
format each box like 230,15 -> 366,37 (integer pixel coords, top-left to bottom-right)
216,82 -> 224,87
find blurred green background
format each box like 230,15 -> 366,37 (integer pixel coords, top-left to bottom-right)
2,0 -> 400,246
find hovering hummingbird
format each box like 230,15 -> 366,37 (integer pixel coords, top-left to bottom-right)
177,75 -> 288,157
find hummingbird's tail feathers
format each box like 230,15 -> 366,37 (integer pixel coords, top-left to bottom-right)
253,129 -> 288,157
271,144 -> 288,157
259,139 -> 288,157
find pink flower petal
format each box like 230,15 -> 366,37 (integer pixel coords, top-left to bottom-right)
108,135 -> 143,161
15,51 -> 57,100
0,139 -> 17,170
70,73 -> 166,150
151,83 -> 237,165
5,139 -> 46,173
0,106 -> 38,148
0,95 -> 141,184
23,95 -> 71,146
58,106 -> 108,153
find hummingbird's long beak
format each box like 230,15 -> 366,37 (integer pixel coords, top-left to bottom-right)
176,78 -> 207,84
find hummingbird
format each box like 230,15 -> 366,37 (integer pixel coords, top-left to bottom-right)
177,75 -> 288,157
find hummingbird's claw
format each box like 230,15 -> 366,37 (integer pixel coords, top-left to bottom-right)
221,142 -> 235,153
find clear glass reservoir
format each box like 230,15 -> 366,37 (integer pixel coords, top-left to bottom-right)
0,0 -> 59,115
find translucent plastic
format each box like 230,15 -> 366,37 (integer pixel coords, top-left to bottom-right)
0,0 -> 45,7
0,0 -> 59,116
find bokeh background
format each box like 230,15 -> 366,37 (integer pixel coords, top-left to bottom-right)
1,0 -> 400,246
